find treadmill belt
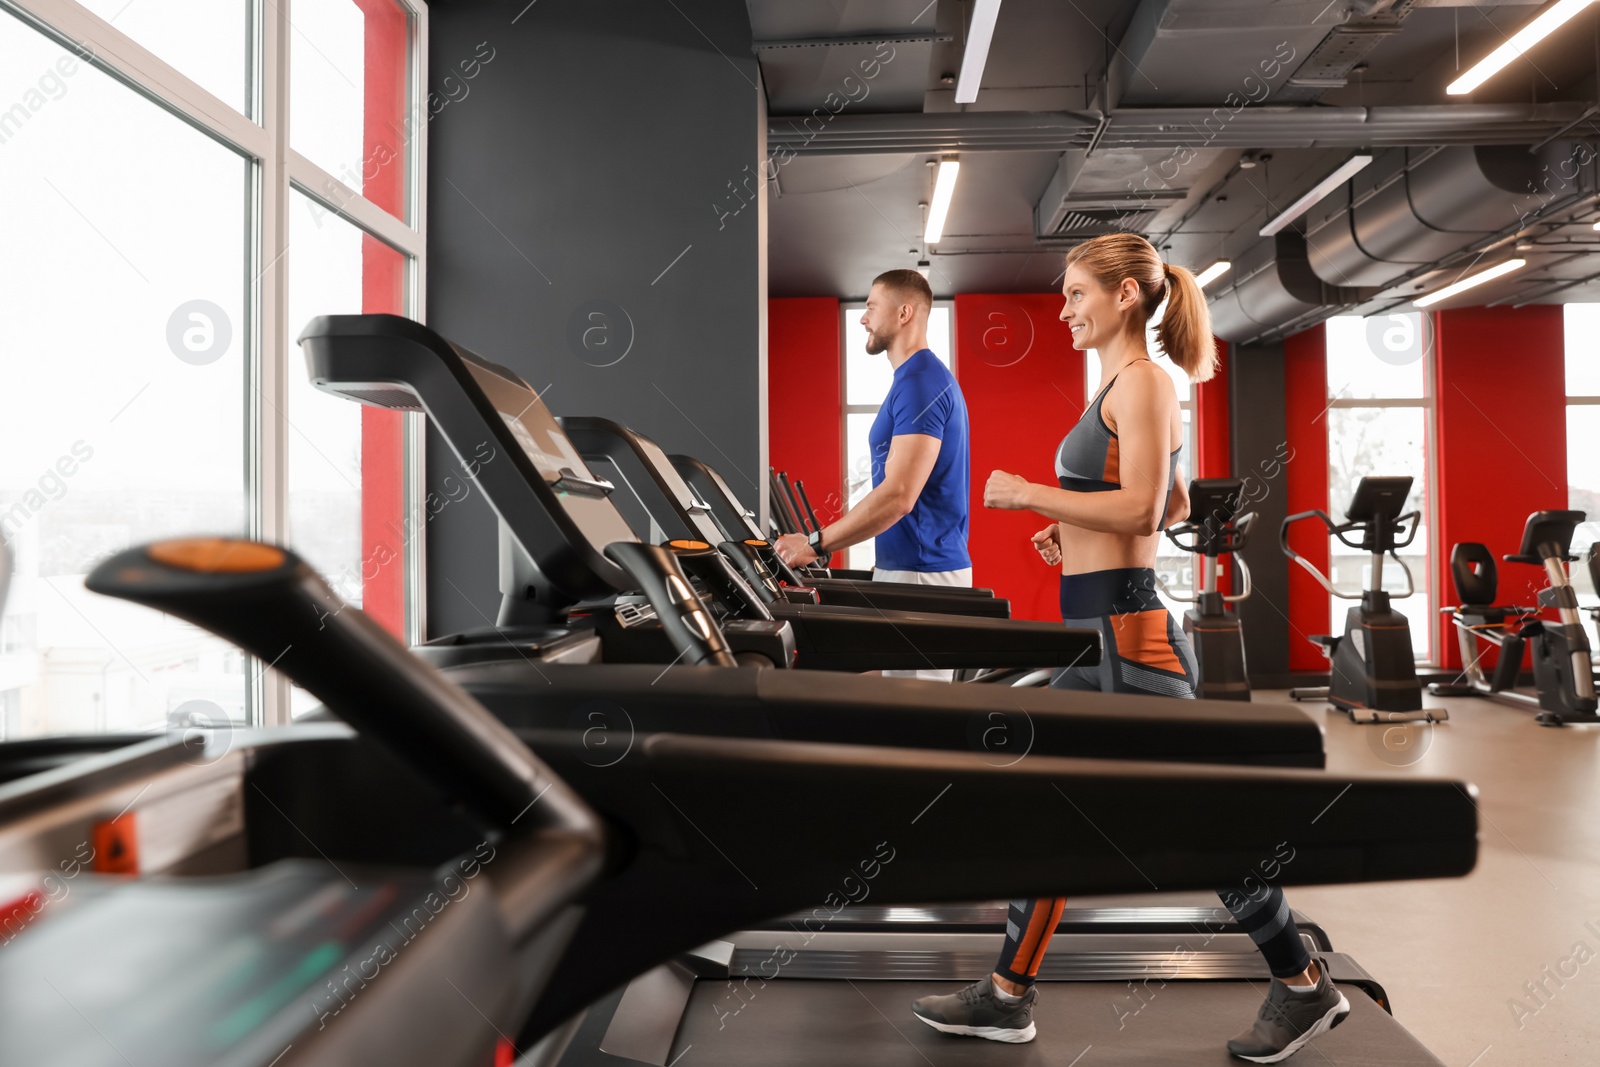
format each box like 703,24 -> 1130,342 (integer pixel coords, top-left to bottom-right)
668,979 -> 1442,1066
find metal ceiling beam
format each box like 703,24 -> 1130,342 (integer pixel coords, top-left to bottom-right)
767,103 -> 1596,154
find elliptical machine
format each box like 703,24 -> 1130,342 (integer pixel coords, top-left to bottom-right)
1281,476 -> 1437,723
1159,478 -> 1255,701
1428,510 -> 1598,727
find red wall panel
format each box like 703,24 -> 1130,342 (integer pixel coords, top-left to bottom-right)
1196,338 -> 1231,480
767,298 -> 843,560
357,0 -> 410,639
955,294 -> 1085,621
1432,305 -> 1568,670
1195,338 -> 1233,590
1283,325 -> 1331,672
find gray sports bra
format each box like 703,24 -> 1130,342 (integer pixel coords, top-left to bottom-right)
1056,361 -> 1181,501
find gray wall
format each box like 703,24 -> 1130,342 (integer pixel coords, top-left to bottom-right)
1228,342 -> 1296,689
423,0 -> 765,637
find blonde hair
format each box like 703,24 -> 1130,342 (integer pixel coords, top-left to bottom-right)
1063,233 -> 1218,382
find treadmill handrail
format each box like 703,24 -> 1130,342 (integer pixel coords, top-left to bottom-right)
85,538 -> 601,842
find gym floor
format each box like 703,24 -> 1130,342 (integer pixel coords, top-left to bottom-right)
1079,689 -> 1600,1067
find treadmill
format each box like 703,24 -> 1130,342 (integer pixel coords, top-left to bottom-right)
767,465 -> 885,583
296,315 -> 1420,1009
49,534 -> 1477,1066
564,416 -> 1007,624
294,313 -> 1331,748
562,415 -> 1113,673
742,456 -> 1003,613
297,313 -> 1084,676
0,540 -> 607,1067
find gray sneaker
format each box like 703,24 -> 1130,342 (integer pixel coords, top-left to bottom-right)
911,975 -> 1037,1043
1227,962 -> 1350,1063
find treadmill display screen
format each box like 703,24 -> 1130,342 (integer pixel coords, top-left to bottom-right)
694,462 -> 763,539
459,358 -> 639,550
633,434 -> 725,543
0,862 -> 468,1065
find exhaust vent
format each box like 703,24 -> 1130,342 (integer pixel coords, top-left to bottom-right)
1051,206 -> 1163,237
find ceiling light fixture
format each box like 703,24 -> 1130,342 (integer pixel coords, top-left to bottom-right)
1413,259 -> 1526,308
1258,154 -> 1373,237
924,158 -> 961,244
954,0 -> 1003,104
1195,260 -> 1232,288
1447,0 -> 1597,95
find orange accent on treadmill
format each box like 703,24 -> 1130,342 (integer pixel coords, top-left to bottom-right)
148,539 -> 286,574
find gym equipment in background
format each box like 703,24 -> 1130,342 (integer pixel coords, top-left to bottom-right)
1428,511 -> 1598,726
1160,478 -> 1255,701
1281,476 -> 1437,723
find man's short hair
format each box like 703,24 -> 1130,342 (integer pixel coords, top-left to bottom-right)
871,269 -> 933,313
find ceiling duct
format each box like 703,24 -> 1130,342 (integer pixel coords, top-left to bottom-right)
1274,0 -> 1414,102
1303,144 -> 1590,289
1050,207 -> 1166,237
1207,231 -> 1371,343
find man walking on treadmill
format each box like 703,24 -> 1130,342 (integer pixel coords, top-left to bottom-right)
774,268 -> 970,681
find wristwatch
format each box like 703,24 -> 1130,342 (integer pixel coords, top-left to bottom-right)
807,529 -> 826,554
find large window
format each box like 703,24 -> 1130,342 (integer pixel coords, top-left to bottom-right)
1323,313 -> 1435,662
841,303 -> 954,571
1563,305 -> 1600,608
0,0 -> 426,738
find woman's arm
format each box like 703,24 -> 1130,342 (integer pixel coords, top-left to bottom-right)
984,366 -> 1177,536
1162,464 -> 1189,529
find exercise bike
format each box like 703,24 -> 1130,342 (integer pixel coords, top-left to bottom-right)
1159,478 -> 1255,701
1428,510 -> 1598,727
1281,475 -> 1437,723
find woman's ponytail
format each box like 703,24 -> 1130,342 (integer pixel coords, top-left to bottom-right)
1155,262 -> 1218,383
1062,234 -> 1218,383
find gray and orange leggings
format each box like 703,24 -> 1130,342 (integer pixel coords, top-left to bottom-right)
995,568 -> 1312,987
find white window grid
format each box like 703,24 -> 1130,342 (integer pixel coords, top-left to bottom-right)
1322,335 -> 1439,666
3,0 -> 431,726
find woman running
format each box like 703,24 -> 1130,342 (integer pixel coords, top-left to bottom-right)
909,233 -> 1349,1063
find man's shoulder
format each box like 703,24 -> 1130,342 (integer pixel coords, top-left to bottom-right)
895,354 -> 958,394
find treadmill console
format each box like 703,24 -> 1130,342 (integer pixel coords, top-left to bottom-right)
0,861 -> 510,1066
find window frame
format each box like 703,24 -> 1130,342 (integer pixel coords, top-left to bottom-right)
1321,315 -> 1439,665
1563,305 -> 1600,608
3,0 -> 431,727
1568,391 -> 1600,607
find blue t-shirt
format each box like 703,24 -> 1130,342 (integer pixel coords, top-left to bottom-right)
868,349 -> 971,572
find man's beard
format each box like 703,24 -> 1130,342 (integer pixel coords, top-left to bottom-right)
864,330 -> 888,355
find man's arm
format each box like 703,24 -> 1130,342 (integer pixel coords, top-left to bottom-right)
774,433 -> 941,565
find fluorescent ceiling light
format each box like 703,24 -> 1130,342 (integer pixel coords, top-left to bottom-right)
954,0 -> 1002,103
1413,259 -> 1526,308
1258,155 -> 1372,237
925,159 -> 961,244
1448,0 -> 1596,95
1195,260 -> 1232,288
